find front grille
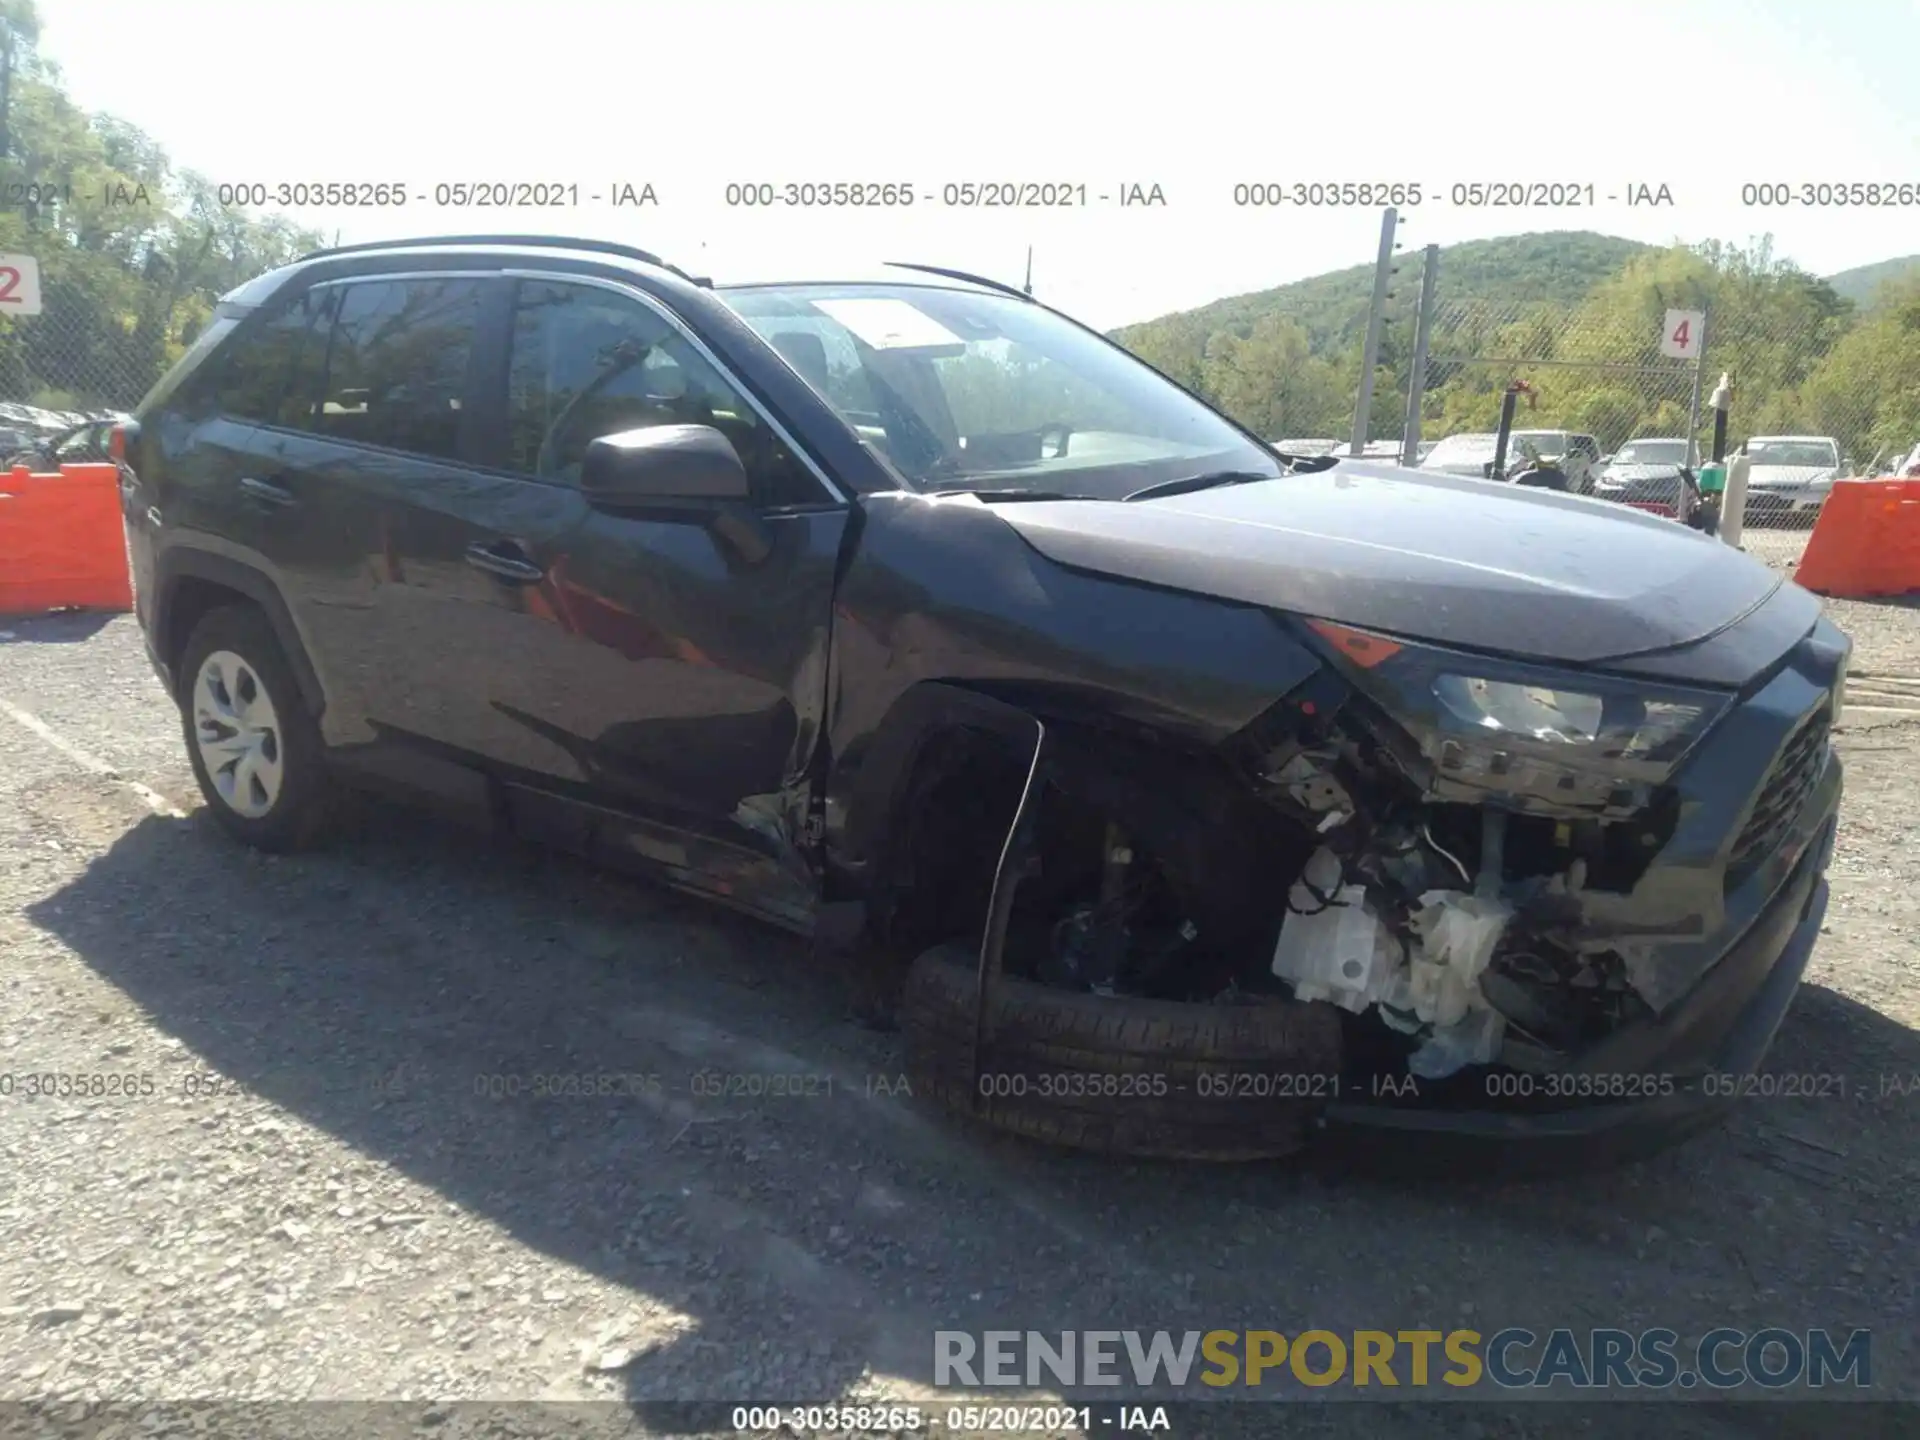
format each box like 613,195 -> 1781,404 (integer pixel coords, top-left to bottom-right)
1726,705 -> 1831,886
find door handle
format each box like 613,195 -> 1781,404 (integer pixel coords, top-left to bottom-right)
464,540 -> 546,584
238,475 -> 297,507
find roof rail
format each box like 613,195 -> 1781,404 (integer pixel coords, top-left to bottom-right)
884,261 -> 1033,301
293,234 -> 710,286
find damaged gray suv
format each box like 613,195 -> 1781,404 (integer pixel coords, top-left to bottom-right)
118,235 -> 1845,1169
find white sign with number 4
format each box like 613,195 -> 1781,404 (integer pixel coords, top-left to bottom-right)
0,254 -> 43,317
1660,308 -> 1704,360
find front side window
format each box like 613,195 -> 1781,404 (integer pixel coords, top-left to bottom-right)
718,283 -> 1278,500
504,279 -> 821,506
311,277 -> 483,461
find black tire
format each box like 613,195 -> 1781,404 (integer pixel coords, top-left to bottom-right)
901,942 -> 1344,1161
177,604 -> 337,852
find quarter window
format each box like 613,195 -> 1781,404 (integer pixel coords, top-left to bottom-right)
201,294 -> 324,425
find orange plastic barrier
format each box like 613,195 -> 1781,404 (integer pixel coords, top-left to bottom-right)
0,462 -> 134,616
1792,477 -> 1920,599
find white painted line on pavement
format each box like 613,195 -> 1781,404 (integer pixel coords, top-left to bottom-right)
0,696 -> 186,818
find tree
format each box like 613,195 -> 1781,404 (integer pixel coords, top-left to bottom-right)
0,12 -> 324,409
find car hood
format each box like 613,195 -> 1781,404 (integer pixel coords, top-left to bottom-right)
1745,464 -> 1837,489
990,461 -> 1784,666
1597,464 -> 1683,485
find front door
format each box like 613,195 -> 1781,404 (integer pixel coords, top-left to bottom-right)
409,273 -> 848,912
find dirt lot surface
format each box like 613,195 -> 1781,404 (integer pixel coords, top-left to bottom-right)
2,525 -> 1916,1439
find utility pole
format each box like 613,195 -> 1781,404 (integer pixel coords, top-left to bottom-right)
1399,243 -> 1440,467
1349,206 -> 1399,456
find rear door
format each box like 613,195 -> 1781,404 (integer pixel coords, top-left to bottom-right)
252,272 -> 581,765
142,292 -> 326,658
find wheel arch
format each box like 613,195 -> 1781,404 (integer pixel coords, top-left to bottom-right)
153,548 -> 324,716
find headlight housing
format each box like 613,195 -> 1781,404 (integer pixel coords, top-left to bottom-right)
1304,620 -> 1732,817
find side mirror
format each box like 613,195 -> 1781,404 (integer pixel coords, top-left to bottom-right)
580,423 -> 772,564
581,424 -> 751,510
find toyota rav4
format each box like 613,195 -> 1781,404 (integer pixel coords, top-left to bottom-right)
118,235 -> 1845,1168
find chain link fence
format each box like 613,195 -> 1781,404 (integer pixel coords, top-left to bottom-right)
1415,294 -> 1907,472
1401,239 -> 1919,497
0,278 -> 159,453
1418,297 -> 1702,458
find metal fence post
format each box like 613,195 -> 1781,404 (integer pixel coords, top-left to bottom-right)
1348,206 -> 1398,456
1685,306 -> 1711,468
1399,244 -> 1440,467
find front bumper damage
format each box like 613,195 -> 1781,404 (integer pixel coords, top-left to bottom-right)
958,615 -> 1846,1168
1317,800 -> 1834,1173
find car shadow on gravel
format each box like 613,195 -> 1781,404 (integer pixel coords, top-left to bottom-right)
23,795 -> 1920,1422
0,610 -> 118,643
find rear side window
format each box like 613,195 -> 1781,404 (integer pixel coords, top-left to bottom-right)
311,277 -> 484,461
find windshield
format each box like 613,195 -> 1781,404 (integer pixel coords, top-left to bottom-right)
1612,440 -> 1688,465
1424,434 -> 1498,462
1512,432 -> 1568,458
718,283 -> 1279,499
1747,439 -> 1839,467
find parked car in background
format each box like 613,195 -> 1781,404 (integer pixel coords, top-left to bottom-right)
1419,432 -> 1506,479
0,426 -> 33,461
1890,441 -> 1920,478
4,414 -> 125,471
1510,430 -> 1602,495
1592,437 -> 1692,516
1270,437 -> 1340,457
1741,436 -> 1844,527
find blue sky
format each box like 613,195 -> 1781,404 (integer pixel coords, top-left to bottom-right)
31,0 -> 1920,328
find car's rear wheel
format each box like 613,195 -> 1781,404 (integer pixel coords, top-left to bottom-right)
900,941 -> 1343,1161
178,605 -> 336,851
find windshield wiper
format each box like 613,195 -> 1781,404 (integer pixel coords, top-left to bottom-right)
927,487 -> 1079,503
1123,469 -> 1278,502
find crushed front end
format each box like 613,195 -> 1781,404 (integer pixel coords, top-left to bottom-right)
1217,611 -> 1848,1163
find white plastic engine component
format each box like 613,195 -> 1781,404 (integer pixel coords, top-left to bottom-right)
1401,889 -> 1512,1028
1271,848 -> 1398,1012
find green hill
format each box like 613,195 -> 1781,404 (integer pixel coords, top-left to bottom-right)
1825,254 -> 1920,307
1113,231 -> 1652,354
1106,232 -> 1915,459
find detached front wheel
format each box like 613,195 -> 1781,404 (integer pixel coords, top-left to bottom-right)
901,942 -> 1343,1161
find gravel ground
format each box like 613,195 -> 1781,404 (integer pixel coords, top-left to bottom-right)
1,524 -> 1916,1439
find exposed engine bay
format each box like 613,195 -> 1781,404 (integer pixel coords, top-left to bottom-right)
971,683 -> 1683,1096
